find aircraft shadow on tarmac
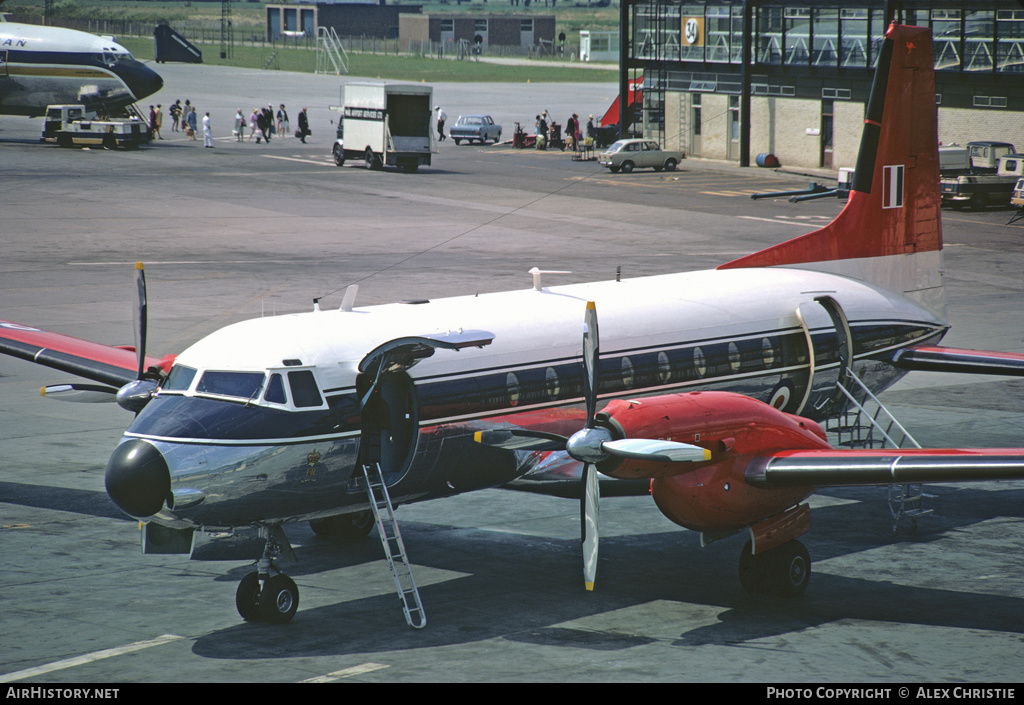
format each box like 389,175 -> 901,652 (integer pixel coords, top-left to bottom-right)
189,484 -> 1024,660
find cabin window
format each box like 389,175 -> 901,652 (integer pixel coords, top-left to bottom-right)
196,371 -> 265,399
288,370 -> 323,408
264,373 -> 287,404
693,347 -> 707,378
621,356 -> 635,389
507,372 -> 521,406
545,367 -> 560,400
728,342 -> 742,372
162,365 -> 197,392
762,338 -> 777,368
657,351 -> 672,383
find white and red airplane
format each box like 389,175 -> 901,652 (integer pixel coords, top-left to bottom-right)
2,24 -> 1024,627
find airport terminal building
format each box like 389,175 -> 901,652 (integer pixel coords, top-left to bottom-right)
616,0 -> 1024,169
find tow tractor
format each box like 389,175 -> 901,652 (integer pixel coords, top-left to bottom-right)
41,104 -> 150,150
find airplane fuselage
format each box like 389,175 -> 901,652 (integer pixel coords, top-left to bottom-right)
0,23 -> 163,117
107,265 -> 948,530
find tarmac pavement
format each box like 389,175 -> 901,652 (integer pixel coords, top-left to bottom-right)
1,62 -> 1022,685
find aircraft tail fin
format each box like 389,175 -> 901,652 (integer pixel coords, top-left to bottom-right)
719,24 -> 943,312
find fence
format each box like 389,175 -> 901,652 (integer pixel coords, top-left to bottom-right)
11,15 -> 579,61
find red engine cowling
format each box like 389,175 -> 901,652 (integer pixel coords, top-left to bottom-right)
596,391 -> 831,533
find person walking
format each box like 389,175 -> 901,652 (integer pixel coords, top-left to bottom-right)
297,107 -> 309,143
248,108 -> 259,142
153,104 -> 164,140
186,106 -> 198,140
202,112 -> 213,148
169,100 -> 181,132
234,109 -> 245,142
435,106 -> 447,142
277,104 -> 289,138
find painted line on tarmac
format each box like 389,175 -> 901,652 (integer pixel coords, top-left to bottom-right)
736,215 -> 823,227
261,154 -> 334,166
0,634 -> 185,683
300,662 -> 390,683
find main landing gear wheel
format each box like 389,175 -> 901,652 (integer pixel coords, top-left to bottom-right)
738,539 -> 810,597
259,574 -> 299,624
309,510 -> 375,539
236,571 -> 300,624
235,571 -> 262,622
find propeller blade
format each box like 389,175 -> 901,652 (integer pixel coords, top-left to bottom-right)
581,462 -> 599,591
133,262 -> 148,381
474,429 -> 568,452
601,438 -> 711,463
41,383 -> 119,403
582,301 -> 599,427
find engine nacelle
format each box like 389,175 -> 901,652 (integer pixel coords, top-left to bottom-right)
595,391 -> 831,532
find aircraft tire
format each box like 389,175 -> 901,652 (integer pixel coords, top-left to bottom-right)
235,571 -> 263,622
770,540 -> 810,597
259,574 -> 299,624
309,510 -> 375,539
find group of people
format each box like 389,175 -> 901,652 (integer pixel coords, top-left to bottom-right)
162,99 -> 212,146
243,104 -> 310,144
146,101 -> 310,149
532,111 -> 594,151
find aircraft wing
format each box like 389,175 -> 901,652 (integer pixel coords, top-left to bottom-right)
0,319 -> 171,389
892,346 -> 1024,376
745,448 -> 1024,489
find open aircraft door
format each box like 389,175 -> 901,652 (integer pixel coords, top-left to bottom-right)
793,295 -> 854,418
356,330 -> 493,484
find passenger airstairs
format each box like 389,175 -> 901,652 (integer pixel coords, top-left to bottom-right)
316,26 -> 349,75
362,463 -> 426,629
825,368 -> 933,532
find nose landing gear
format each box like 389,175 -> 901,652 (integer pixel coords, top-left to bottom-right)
235,524 -> 300,624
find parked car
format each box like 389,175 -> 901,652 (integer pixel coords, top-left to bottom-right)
597,139 -> 683,173
450,115 -> 502,145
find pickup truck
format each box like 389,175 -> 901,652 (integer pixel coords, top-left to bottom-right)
940,153 -> 1024,210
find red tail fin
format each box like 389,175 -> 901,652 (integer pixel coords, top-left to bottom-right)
720,24 -> 942,271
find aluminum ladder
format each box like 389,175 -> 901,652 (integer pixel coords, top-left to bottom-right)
362,463 -> 426,629
827,369 -> 933,532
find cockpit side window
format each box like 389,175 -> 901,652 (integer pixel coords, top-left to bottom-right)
162,365 -> 197,392
288,370 -> 323,408
196,371 -> 265,400
264,373 -> 287,404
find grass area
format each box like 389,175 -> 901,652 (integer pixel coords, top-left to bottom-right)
10,0 -> 619,82
117,32 -> 616,84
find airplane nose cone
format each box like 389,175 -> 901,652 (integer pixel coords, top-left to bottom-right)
105,439 -> 171,518
119,59 -> 164,103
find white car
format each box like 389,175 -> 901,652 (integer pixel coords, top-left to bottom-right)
598,139 -> 683,173
450,114 -> 502,145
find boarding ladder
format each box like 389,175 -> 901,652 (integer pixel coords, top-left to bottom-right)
825,368 -> 933,532
316,26 -> 349,75
361,463 -> 426,629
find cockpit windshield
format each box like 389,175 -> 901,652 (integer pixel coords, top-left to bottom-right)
98,49 -> 134,66
158,365 -> 325,409
195,371 -> 266,400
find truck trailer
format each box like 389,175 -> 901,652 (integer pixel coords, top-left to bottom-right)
333,83 -> 434,172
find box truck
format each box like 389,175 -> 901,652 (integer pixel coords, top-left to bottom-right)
333,83 -> 434,172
